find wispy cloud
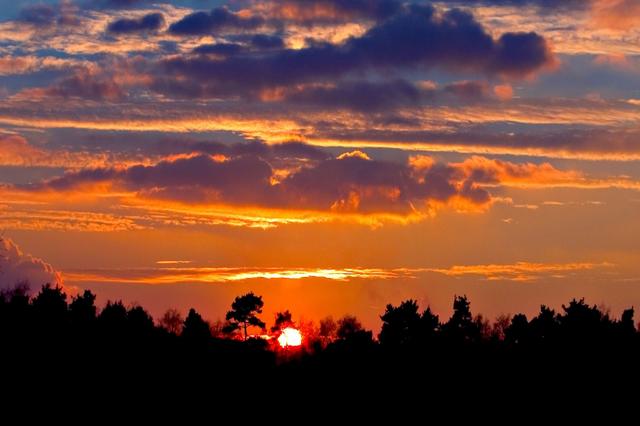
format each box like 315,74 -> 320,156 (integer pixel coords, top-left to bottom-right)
427,262 -> 613,282
62,262 -> 612,285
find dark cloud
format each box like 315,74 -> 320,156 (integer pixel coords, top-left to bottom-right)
32,68 -> 124,101
159,4 -> 554,99
150,140 -> 331,162
490,32 -> 554,76
30,143 -> 496,214
248,34 -> 285,50
310,122 -> 640,159
286,80 -> 427,112
441,0 -> 591,9
169,7 -> 264,36
18,2 -> 78,28
94,0 -> 147,7
193,43 -> 245,56
18,4 -> 57,25
107,13 -> 164,34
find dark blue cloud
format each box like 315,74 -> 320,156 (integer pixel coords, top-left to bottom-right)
490,32 -> 554,76
193,43 -> 245,56
248,34 -> 285,50
286,80 -> 427,112
107,13 -> 164,34
169,7 -> 264,36
94,0 -> 147,7
18,4 -> 57,25
440,0 -> 590,9
18,3 -> 78,28
159,4 -> 554,98
193,35 -> 284,56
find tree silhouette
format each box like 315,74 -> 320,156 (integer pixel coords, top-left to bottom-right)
420,306 -> 440,340
69,290 -> 97,325
442,295 -> 480,343
182,308 -> 211,341
99,300 -> 128,339
127,305 -> 155,336
334,315 -> 374,350
225,292 -> 266,340
32,284 -> 67,322
1,282 -> 640,395
379,299 -> 422,347
271,310 -> 294,333
317,316 -> 337,346
619,308 -> 635,336
529,305 -> 559,345
505,313 -> 529,345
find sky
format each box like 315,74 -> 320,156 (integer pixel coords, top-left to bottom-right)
0,0 -> 639,330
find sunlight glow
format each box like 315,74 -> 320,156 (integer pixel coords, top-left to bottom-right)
278,328 -> 303,348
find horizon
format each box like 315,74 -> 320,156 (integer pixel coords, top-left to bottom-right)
0,0 -> 639,331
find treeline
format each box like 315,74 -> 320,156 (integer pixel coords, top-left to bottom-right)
2,283 -> 639,350
2,282 -> 640,394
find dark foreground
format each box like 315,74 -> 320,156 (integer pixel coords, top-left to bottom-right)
2,284 -> 638,412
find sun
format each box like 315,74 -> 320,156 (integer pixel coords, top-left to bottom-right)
278,327 -> 303,348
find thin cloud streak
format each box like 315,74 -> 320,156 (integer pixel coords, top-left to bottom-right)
62,262 -> 611,284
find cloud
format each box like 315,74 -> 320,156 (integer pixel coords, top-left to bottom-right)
442,0 -> 590,9
24,144 -> 592,216
248,34 -> 285,49
95,0 -> 147,8
64,266 -> 416,284
169,7 -> 265,36
24,144 -> 502,215
159,4 -> 553,99
450,156 -> 583,187
192,35 -> 285,56
107,13 -> 164,34
193,43 -> 245,56
18,1 -> 78,29
283,80 -> 426,111
444,80 -> 490,99
19,67 -> 124,101
0,237 -> 61,291
61,261 -> 612,285
256,0 -> 402,24
592,0 -> 640,30
0,56 -> 89,76
0,134 -> 47,166
427,261 -> 610,282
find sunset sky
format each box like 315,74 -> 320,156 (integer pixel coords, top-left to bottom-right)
1,0 -> 639,329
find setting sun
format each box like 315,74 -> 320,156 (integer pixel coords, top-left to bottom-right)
278,327 -> 303,348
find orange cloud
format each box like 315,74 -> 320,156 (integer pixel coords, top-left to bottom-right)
63,266 -> 419,285
336,150 -> 371,160
0,134 -> 46,166
62,261 -> 612,285
592,0 -> 640,30
427,261 -> 612,282
493,84 -> 514,101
